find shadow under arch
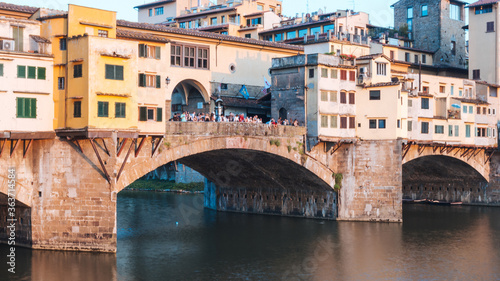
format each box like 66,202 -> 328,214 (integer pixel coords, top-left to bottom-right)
171,79 -> 210,115
402,155 -> 488,201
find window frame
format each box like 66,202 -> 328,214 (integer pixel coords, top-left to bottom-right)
170,43 -> 209,70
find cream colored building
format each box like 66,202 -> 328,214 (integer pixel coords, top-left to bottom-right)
135,0 -> 213,24
370,41 -> 434,66
467,0 -> 500,84
0,17 -> 54,134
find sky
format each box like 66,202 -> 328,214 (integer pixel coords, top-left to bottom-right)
3,0 -> 471,28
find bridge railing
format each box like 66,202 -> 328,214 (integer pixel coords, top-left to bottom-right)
165,122 -> 307,138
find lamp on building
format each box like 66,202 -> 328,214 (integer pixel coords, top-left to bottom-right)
166,76 -> 171,87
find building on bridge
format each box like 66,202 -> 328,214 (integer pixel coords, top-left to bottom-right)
0,16 -> 54,141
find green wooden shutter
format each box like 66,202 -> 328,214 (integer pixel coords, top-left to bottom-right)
104,102 -> 108,117
16,98 -> 23,117
139,74 -> 145,87
156,107 -> 163,121
28,66 -> 36,79
38,67 -> 46,80
0,64 -> 3,76
139,107 -> 147,121
156,75 -> 161,88
17,65 -> 26,78
155,46 -> 161,59
105,64 -> 113,79
30,98 -> 36,118
116,66 -> 123,80
98,102 -> 103,116
139,44 -> 145,57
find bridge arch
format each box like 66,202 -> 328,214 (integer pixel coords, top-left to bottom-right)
402,144 -> 490,182
116,135 -> 335,194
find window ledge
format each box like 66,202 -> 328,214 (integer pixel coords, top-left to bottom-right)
13,91 -> 50,95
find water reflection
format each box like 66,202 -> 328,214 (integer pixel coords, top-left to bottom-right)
1,191 -> 500,281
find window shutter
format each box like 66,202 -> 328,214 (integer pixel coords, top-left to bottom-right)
30,98 -> 36,118
38,67 -> 46,80
0,64 -> 3,76
105,64 -> 113,79
28,66 -> 36,79
116,66 -> 123,80
139,44 -> 145,57
16,98 -> 23,117
17,65 -> 26,78
156,75 -> 161,88
98,102 -> 103,116
155,46 -> 161,59
139,107 -> 147,121
156,107 -> 163,121
104,102 -> 108,117
139,74 -> 146,87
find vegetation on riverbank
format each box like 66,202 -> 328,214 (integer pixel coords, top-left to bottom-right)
126,179 -> 204,192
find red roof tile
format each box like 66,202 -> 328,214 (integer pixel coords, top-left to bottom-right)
0,2 -> 38,14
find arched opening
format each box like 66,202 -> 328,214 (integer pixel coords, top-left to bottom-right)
170,79 -> 209,116
402,155 -> 488,203
0,193 -> 32,247
279,108 -> 287,120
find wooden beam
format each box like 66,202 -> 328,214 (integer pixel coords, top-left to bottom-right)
330,142 -> 343,155
417,144 -> 425,155
402,143 -> 411,160
101,138 -> 110,156
22,139 -> 33,158
117,138 -> 128,157
135,137 -> 146,157
90,138 -> 110,183
0,139 -> 5,157
10,139 -> 19,158
117,139 -> 135,182
485,150 -> 495,164
151,136 -> 164,158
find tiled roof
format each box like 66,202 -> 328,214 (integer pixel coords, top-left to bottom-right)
116,28 -> 170,43
29,35 -> 51,44
259,19 -> 333,34
0,2 -> 38,14
364,82 -> 400,88
134,0 -> 175,9
210,95 -> 266,109
175,5 -> 239,20
357,53 -> 391,61
476,80 -> 500,88
466,0 -> 499,8
116,20 -> 304,51
372,40 -> 436,54
244,11 -> 267,17
455,97 -> 489,105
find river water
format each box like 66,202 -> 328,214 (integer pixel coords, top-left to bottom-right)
2,190 -> 500,281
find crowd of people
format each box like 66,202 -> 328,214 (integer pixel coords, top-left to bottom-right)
170,111 -> 300,126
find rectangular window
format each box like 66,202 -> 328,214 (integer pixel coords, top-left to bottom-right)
349,92 -> 355,104
98,30 -> 108,38
422,54 -> 426,64
397,119 -> 401,128
184,46 -> 195,67
17,65 -> 26,78
407,19 -> 413,31
115,102 -> 126,118
423,86 -> 429,93
459,90 -> 463,96
408,100 -> 413,107
483,107 -> 487,115
155,7 -> 164,16
455,125 -> 459,137
369,119 -> 377,129
421,98 -> 429,109
469,105 -> 473,113
487,21 -> 495,32
60,38 -> 67,50
73,101 -> 81,118
414,54 -> 419,63
349,117 -> 355,129
421,122 -> 429,134
287,31 -> 296,39
171,45 -> 181,66
369,90 -> 381,100
390,50 -> 395,60
330,91 -> 337,102
38,67 -> 45,80
321,115 -> 328,128
450,4 -> 461,21
156,107 -> 163,121
245,34 -> 251,38
147,108 -> 155,120
451,85 -> 454,95
349,71 -> 356,81
405,52 -> 410,62
311,26 -> 321,35
74,64 -> 83,78
476,5 -> 493,14
340,117 -> 347,129
0,63 -> 3,76
340,70 -> 347,80
408,120 -> 412,131
27,66 -> 36,79
98,101 -> 109,117
12,26 -> 23,52
340,92 -> 347,104
298,29 -> 308,37
321,68 -> 328,78
439,85 -> 445,93
330,116 -> 337,128
448,125 -> 453,136
58,77 -> 65,90
378,119 -> 386,129
149,9 -> 153,17
331,69 -> 338,79
16,97 -> 36,118
321,91 -> 328,101
435,125 -> 444,134
473,69 -> 480,80
275,33 -> 283,41
210,17 -> 217,25
309,68 -> 314,78
139,107 -> 147,121
463,105 -> 467,114
407,7 -> 413,19
421,4 -> 428,16
376,63 -> 386,75
105,64 -> 124,80
466,124 -> 471,138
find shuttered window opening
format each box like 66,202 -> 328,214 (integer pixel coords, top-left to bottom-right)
139,74 -> 161,88
98,101 -> 109,117
105,64 -> 124,80
139,44 -> 161,59
73,101 -> 81,118
115,102 -> 126,118
139,106 -> 163,122
16,98 -> 36,118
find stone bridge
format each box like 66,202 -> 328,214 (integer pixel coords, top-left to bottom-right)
1,122 -> 499,252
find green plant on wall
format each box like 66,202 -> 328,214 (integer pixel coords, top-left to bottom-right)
333,172 -> 343,191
